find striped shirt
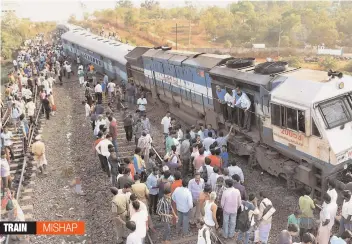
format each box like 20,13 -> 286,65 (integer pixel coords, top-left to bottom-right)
157,196 -> 172,223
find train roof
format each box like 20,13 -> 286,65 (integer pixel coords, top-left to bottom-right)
57,23 -> 84,32
209,65 -> 273,87
167,51 -> 199,66
281,68 -> 330,82
62,30 -> 134,65
125,47 -> 150,64
272,71 -> 352,107
182,53 -> 231,70
142,49 -> 229,70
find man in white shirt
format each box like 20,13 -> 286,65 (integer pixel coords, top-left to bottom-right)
224,91 -> 235,122
95,134 -> 113,177
83,101 -> 91,121
130,201 -> 148,243
126,221 -> 142,244
21,75 -> 28,87
327,180 -> 338,204
235,86 -> 252,132
42,78 -> 50,95
340,190 -> 352,236
228,160 -> 244,183
107,81 -> 116,100
172,179 -> 193,235
137,94 -> 147,116
25,98 -> 36,125
13,60 -> 18,71
203,133 -> 215,151
197,223 -> 212,244
95,81 -> 103,104
161,111 -> 171,138
1,128 -> 14,160
1,150 -> 11,188
257,192 -> 274,244
317,193 -> 338,244
198,158 -> 213,184
22,87 -> 33,102
209,167 -> 220,191
65,62 -> 72,79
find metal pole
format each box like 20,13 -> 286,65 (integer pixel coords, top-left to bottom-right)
189,89 -> 193,108
170,82 -> 174,100
180,87 -> 183,103
188,20 -> 191,48
162,81 -> 166,96
176,23 -> 178,50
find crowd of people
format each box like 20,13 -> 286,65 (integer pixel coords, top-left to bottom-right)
2,31 -> 352,244
0,33 -> 65,242
82,75 -> 352,244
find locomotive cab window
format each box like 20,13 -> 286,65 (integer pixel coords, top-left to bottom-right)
271,103 -> 305,132
318,95 -> 352,129
271,103 -> 283,126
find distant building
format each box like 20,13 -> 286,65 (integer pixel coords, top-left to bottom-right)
1,0 -> 19,17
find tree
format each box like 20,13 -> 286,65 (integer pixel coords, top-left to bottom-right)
124,9 -> 139,29
1,13 -> 55,60
68,14 -> 77,24
319,57 -> 337,70
141,0 -> 159,10
224,40 -> 232,48
116,0 -> 133,8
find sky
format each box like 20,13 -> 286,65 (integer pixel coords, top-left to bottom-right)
4,0 -> 237,22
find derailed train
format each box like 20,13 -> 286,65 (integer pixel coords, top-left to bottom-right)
58,24 -> 352,197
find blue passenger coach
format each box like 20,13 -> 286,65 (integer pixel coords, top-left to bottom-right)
140,48 -> 230,109
61,29 -> 134,82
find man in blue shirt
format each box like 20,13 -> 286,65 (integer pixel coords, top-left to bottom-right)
146,167 -> 159,215
216,85 -> 228,121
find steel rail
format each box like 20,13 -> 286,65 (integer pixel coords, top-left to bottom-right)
4,85 -> 41,244
151,146 -> 163,164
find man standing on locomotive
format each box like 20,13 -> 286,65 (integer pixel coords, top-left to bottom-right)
235,86 -> 251,132
216,85 -> 228,121
224,90 -> 235,123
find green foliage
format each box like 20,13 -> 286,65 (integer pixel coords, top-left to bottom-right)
224,40 -> 232,48
116,0 -> 133,8
344,61 -> 352,73
286,56 -> 302,68
1,13 -> 55,60
124,9 -> 139,29
319,57 -> 338,70
141,0 -> 159,10
89,2 -> 352,48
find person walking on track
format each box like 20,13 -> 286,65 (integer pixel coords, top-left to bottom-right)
31,135 -> 48,175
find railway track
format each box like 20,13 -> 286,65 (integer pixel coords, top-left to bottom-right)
1,85 -> 44,244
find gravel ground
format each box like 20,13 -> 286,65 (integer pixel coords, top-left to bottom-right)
29,72 -> 315,244
31,75 -> 111,244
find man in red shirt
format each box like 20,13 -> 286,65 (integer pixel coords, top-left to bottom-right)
207,148 -> 222,168
108,116 -> 118,152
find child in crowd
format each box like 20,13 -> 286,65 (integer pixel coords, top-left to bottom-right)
220,145 -> 229,168
287,209 -> 301,228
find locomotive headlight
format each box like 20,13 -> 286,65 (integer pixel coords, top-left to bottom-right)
338,81 -> 344,89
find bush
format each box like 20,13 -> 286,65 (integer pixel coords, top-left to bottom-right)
319,57 -> 337,70
286,56 -> 302,68
344,61 -> 352,73
224,40 -> 232,48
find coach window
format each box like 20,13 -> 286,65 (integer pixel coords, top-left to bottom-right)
312,119 -> 321,137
